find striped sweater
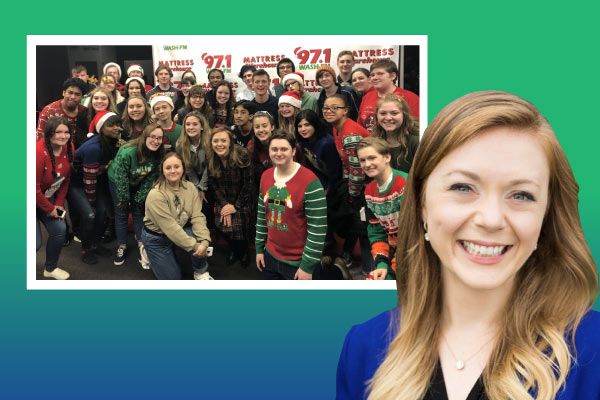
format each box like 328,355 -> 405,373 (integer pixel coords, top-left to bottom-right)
365,169 -> 407,272
333,118 -> 371,199
72,136 -> 115,204
255,164 -> 327,274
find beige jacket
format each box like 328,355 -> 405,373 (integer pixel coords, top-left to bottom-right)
144,180 -> 210,252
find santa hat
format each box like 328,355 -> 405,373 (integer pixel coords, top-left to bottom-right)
150,93 -> 174,110
103,62 -> 122,77
278,91 -> 302,109
88,110 -> 117,138
126,77 -> 146,87
282,72 -> 304,87
316,65 -> 337,83
127,63 -> 144,76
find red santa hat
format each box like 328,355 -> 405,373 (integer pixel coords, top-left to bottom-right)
281,72 -> 305,87
278,91 -> 302,109
88,110 -> 117,138
126,77 -> 146,87
150,93 -> 174,110
103,62 -> 122,77
127,63 -> 144,76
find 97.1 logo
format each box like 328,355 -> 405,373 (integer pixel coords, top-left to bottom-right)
201,53 -> 232,70
293,47 -> 331,65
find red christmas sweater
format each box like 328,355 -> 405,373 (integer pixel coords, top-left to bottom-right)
36,100 -> 86,142
333,118 -> 370,198
36,140 -> 74,214
255,165 -> 327,273
357,86 -> 420,134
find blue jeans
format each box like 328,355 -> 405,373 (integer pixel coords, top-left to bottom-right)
141,225 -> 208,280
263,250 -> 298,280
67,184 -> 109,250
36,208 -> 66,271
108,180 -> 144,246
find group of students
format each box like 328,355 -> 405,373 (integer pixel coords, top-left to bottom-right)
36,51 -> 420,281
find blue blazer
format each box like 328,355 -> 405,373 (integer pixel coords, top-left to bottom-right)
337,309 -> 600,400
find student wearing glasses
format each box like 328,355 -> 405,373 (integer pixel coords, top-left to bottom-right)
108,123 -> 165,267
273,58 -> 296,98
281,72 -> 318,113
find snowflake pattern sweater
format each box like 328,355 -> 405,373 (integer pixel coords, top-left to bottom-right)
365,169 -> 407,272
36,100 -> 86,142
255,164 -> 327,274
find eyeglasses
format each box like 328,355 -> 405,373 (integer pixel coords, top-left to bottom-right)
323,106 -> 347,113
279,65 -> 293,70
148,135 -> 163,142
286,82 -> 299,89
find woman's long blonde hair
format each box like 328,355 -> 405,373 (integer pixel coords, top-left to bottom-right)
368,91 -> 598,399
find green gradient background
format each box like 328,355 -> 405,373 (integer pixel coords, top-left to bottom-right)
5,1 -> 600,398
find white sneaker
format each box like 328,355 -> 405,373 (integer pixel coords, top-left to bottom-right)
138,244 -> 151,270
194,271 -> 214,280
44,267 -> 70,280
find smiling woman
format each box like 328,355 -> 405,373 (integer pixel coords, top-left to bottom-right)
337,91 -> 600,400
142,152 -> 212,280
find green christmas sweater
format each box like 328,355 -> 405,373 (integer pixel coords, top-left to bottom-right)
162,121 -> 182,152
255,164 -> 327,274
107,144 -> 160,203
365,169 -> 407,273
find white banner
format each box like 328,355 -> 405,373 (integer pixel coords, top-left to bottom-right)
152,43 -> 400,98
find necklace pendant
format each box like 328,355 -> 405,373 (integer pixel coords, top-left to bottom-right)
456,360 -> 465,370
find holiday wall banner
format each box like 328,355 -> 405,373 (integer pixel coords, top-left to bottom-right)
152,44 -> 401,98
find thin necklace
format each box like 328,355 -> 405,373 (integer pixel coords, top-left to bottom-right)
442,333 -> 496,371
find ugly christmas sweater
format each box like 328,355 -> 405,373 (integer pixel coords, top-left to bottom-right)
255,164 -> 327,274
365,169 -> 407,273
332,118 -> 370,199
107,144 -> 160,204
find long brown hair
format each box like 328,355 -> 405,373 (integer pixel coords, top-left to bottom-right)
176,111 -> 211,169
121,95 -> 153,139
43,116 -> 73,177
368,91 -> 598,399
206,127 -> 250,178
122,123 -> 165,165
185,85 -> 212,119
372,94 -> 419,167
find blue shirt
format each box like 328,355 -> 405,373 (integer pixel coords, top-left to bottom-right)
337,309 -> 600,399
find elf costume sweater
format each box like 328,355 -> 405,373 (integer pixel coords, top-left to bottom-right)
332,118 -> 370,199
365,169 -> 407,274
357,86 -> 420,134
36,140 -> 74,214
255,163 -> 327,274
107,145 -> 160,203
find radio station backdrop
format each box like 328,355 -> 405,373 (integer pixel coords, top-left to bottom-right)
152,44 -> 401,97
